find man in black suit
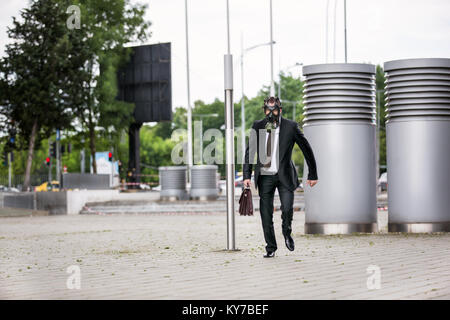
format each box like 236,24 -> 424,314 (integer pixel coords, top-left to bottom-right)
243,96 -> 318,258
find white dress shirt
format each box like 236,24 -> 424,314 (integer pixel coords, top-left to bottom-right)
260,117 -> 280,175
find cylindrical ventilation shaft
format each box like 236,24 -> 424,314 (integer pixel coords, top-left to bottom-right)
384,58 -> 450,232
302,63 -> 378,234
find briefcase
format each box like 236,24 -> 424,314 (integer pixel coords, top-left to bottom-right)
238,187 -> 253,216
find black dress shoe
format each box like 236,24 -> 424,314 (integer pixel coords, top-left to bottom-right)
284,234 -> 295,251
263,251 -> 275,258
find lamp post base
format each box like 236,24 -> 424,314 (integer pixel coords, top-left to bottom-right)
388,222 -> 450,233
305,223 -> 377,234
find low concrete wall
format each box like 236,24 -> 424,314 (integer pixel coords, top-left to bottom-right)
3,193 -> 35,210
1,190 -> 119,215
66,190 -> 119,215
36,192 -> 67,215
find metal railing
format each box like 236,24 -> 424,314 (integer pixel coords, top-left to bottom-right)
0,174 -> 48,188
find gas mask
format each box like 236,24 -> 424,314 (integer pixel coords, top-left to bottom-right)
264,105 -> 280,124
263,97 -> 281,122
263,97 -> 281,128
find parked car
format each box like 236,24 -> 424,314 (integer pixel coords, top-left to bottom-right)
139,184 -> 151,190
35,182 -> 48,192
35,181 -> 60,192
0,185 -> 19,192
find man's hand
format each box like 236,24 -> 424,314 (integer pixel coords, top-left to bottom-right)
306,180 -> 318,187
243,179 -> 251,188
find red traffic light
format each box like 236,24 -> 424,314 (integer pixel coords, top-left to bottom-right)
108,152 -> 113,161
46,157 -> 50,166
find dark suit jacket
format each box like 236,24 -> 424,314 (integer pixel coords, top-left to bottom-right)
243,115 -> 318,191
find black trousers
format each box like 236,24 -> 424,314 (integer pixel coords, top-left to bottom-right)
257,173 -> 294,252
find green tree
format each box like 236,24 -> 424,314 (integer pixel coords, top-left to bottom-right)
67,0 -> 150,173
0,0 -> 77,190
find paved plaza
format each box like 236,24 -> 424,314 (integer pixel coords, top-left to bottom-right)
0,205 -> 449,299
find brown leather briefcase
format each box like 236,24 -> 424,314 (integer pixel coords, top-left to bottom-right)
238,187 -> 253,216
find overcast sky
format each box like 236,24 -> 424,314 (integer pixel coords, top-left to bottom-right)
1,0 -> 449,111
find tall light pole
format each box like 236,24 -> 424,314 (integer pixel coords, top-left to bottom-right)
56,129 -> 60,183
110,147 -> 114,188
325,0 -> 329,62
80,138 -> 85,173
48,140 -> 52,183
241,33 -> 245,165
240,36 -> 275,163
333,0 -> 337,63
185,0 -> 193,182
269,0 -> 275,96
344,0 -> 348,63
8,152 -> 11,188
224,0 -> 236,251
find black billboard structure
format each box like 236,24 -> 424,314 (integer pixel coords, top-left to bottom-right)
117,43 -> 172,186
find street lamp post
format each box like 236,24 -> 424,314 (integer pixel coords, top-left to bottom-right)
269,0 -> 275,96
8,152 -> 11,188
325,0 -> 329,62
56,129 -> 60,183
110,147 -> 114,188
333,0 -> 337,63
48,140 -> 52,183
224,0 -> 236,251
185,0 -> 193,183
241,34 -> 245,166
344,0 -> 348,63
80,138 -> 85,174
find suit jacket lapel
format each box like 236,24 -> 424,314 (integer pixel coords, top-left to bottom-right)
256,118 -> 269,167
278,115 -> 287,161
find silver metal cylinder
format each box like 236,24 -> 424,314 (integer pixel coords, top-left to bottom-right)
224,52 -> 236,250
302,63 -> 378,234
384,58 -> 450,232
190,165 -> 219,200
159,166 -> 188,201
